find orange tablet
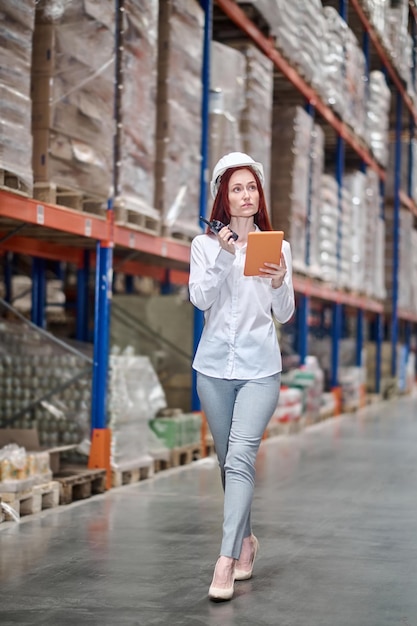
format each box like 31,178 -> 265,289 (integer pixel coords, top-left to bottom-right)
243,230 -> 284,276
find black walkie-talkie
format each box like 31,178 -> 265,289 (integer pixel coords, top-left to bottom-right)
200,216 -> 238,241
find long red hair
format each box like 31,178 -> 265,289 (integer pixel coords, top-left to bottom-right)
207,166 -> 272,232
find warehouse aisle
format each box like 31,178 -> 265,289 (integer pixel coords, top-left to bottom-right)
1,395 -> 417,626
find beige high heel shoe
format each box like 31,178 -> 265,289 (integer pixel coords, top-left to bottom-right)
208,557 -> 235,601
234,535 -> 259,581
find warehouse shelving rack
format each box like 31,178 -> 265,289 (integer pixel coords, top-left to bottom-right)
0,0 -> 416,430
210,0 -> 417,401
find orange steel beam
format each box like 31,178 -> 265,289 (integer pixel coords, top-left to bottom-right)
293,274 -> 384,312
215,0 -> 386,178
0,233 -> 83,264
0,190 -> 108,240
349,0 -> 417,124
114,224 -> 191,265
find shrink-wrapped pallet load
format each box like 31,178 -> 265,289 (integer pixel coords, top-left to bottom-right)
238,44 -> 273,208
365,71 -> 391,167
363,170 -> 386,300
385,208 -> 414,312
155,0 -> 204,240
31,0 -> 115,206
0,1 -> 35,195
307,123 -> 325,277
209,41 -> 246,180
270,105 -> 314,273
344,172 -> 367,294
114,0 -> 160,233
210,41 -> 273,208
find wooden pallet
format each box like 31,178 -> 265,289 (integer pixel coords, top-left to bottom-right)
111,457 -> 154,488
0,169 -> 30,197
33,182 -> 106,216
153,457 -> 172,473
0,481 -> 60,519
170,443 -> 202,468
114,205 -> 160,236
54,467 -> 107,505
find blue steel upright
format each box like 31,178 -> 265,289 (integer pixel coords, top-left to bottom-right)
192,0 -> 212,411
31,257 -> 46,328
91,238 -> 113,430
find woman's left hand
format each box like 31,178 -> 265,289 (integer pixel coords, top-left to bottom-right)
259,253 -> 287,289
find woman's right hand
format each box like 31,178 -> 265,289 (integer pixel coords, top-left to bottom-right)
217,226 -> 236,255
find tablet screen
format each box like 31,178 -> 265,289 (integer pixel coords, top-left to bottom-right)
243,231 -> 284,276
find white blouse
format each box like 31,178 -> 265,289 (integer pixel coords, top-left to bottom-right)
189,232 -> 295,379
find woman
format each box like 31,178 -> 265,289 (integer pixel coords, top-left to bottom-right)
189,152 -> 295,601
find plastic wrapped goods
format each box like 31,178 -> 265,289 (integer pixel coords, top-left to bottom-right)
115,0 -> 160,226
271,106 -> 314,273
155,0 -> 204,240
32,0 -> 115,199
209,42 -> 246,178
365,71 -> 391,167
108,352 -> 167,466
0,1 -> 35,194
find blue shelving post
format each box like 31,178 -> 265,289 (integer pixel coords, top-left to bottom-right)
297,295 -> 309,366
4,251 -> 13,304
375,313 -> 383,394
31,257 -> 46,328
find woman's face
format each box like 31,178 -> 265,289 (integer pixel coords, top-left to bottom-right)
228,168 -> 259,218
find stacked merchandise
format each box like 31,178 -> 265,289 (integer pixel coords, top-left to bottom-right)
385,209 -> 414,312
210,41 -> 274,208
316,174 -> 340,285
363,0 -> 414,96
385,138 -> 417,204
339,366 -> 366,411
322,7 -> 367,139
32,0 -> 115,201
270,105 -> 314,273
149,412 -> 202,450
209,42 -> 246,179
0,319 -> 92,447
155,0 -> 204,240
268,386 -> 303,433
306,123 -> 325,277
366,341 -> 406,395
386,0 -> 414,91
272,0 -> 326,90
364,170 -> 386,300
344,172 -> 367,294
365,71 -> 391,167
108,351 -> 166,472
0,2 -> 35,195
237,44 -> 274,209
0,443 -> 51,490
115,0 -> 160,231
280,357 -> 324,424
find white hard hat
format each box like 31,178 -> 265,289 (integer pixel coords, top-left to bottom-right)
210,152 -> 265,199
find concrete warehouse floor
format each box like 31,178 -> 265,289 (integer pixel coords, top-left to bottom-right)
1,393 -> 417,626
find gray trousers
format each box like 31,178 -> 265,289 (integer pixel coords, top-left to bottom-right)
196,372 -> 281,559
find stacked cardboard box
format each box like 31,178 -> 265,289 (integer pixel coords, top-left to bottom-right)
0,2 -> 35,194
270,105 -> 314,273
31,0 -> 115,201
385,208 -> 414,312
114,0 -> 160,230
363,170 -> 386,299
155,0 -> 204,240
209,41 -> 246,180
